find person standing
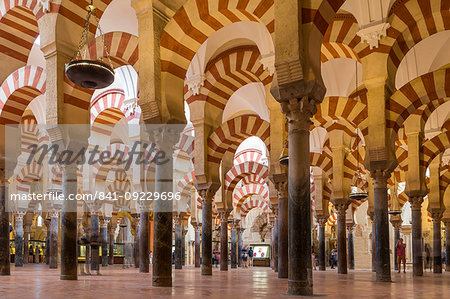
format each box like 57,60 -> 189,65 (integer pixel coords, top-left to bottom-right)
396,238 -> 406,273
425,244 -> 431,272
248,247 -> 253,267
330,248 -> 337,269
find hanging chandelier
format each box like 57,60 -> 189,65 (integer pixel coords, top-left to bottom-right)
65,1 -> 115,90
279,138 -> 289,166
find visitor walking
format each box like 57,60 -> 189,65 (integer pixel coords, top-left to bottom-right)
396,238 -> 406,273
248,247 -> 253,267
425,244 -> 431,272
330,248 -> 337,269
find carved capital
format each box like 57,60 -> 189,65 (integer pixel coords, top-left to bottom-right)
346,223 -> 355,232
408,196 -> 423,211
443,219 -> 450,230
430,210 -> 443,223
38,0 -> 51,13
357,22 -> 391,50
331,198 -> 351,216
274,180 -> 288,199
316,215 -> 328,228
281,97 -> 316,132
390,219 -> 402,231
185,74 -> 205,95
370,169 -> 391,189
101,218 -> 110,228
198,187 -> 216,205
15,210 -> 26,222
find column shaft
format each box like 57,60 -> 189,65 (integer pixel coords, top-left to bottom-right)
336,207 -> 347,274
273,218 -> 278,272
445,223 -> 450,272
175,221 -> 182,269
347,227 -> 354,270
278,196 -> 288,278
230,228 -> 237,269
108,228 -> 114,265
238,229 -> 243,267
90,214 -> 99,271
101,224 -> 108,267
50,215 -> 58,269
374,180 -> 391,282
318,224 -> 326,271
371,216 -> 376,272
14,217 -> 24,267
394,228 -> 400,271
220,219 -> 228,271
410,197 -> 423,276
201,194 -> 212,275
195,227 -> 201,268
140,212 -> 149,273
23,228 -> 29,264
0,182 -> 10,275
432,216 -> 442,273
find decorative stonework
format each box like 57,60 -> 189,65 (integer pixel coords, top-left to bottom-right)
39,0 -> 51,13
259,53 -> 275,76
185,74 -> 205,96
357,22 -> 391,50
408,196 -> 424,211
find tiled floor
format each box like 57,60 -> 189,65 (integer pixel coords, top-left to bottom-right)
1,264 -> 449,298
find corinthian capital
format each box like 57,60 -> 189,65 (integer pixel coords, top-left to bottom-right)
281,97 -> 317,131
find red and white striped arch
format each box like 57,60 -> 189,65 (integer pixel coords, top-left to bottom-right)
240,173 -> 266,186
90,90 -> 126,123
233,183 -> 269,210
79,31 -> 139,71
310,152 -> 333,177
387,68 -> 450,143
0,65 -> 46,123
240,197 -> 270,217
422,131 -> 450,168
440,166 -> 450,195
185,46 -> 272,112
386,0 -> 450,81
224,161 -> 268,192
16,161 -> 43,193
177,170 -> 195,201
160,0 -> 274,79
207,115 -> 270,164
234,148 -> 263,164
327,213 -> 337,226
93,143 -> 131,181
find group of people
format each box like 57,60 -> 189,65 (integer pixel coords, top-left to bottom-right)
241,246 -> 253,268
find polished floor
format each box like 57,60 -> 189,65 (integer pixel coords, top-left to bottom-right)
1,264 -> 449,298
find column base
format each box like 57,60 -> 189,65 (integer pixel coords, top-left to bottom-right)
60,274 -> 77,280
152,276 -> 172,287
175,265 -> 182,270
201,266 -> 212,275
287,280 -> 313,296
376,276 -> 391,282
231,265 -> 237,269
319,266 -> 325,271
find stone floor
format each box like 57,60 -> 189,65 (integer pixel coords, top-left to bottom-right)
1,264 -> 449,298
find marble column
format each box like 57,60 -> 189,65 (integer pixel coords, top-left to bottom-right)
182,228 -> 186,266
431,211 -> 443,273
230,225 -> 237,269
44,219 -> 50,265
61,163 -> 79,280
219,211 -> 229,271
273,215 -> 279,272
90,213 -> 100,271
140,210 -> 149,273
347,223 -> 355,270
333,201 -> 349,274
390,217 -> 402,271
368,212 -> 376,272
317,216 -> 327,271
174,216 -> 182,269
49,210 -> 59,269
23,222 -> 31,264
237,227 -> 243,267
151,128 -> 175,287
14,211 -> 25,267
276,181 -> 288,278
108,224 -> 115,265
101,218 -> 109,267
371,171 -> 392,282
0,169 -> 10,275
444,220 -> 450,272
132,215 -> 139,269
409,196 -> 424,276
194,224 -> 201,268
200,189 -> 213,275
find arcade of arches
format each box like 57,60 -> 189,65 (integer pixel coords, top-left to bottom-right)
0,0 -> 449,297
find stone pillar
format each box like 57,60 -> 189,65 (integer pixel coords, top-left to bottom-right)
273,213 -> 279,272
371,171 -> 392,282
44,219 -> 50,265
347,223 -> 355,270
194,224 -> 201,268
101,218 -> 109,267
408,196 -> 424,276
275,181 -> 288,278
108,223 -> 115,265
219,211 -> 229,271
333,201 -> 350,274
230,225 -> 237,269
90,212 -> 100,271
431,211 -> 443,273
49,210 -> 59,269
444,220 -> 450,272
390,218 -> 402,271
139,209 -> 149,273
151,127 -> 176,287
0,168 -> 10,275
182,228 -> 186,266
317,216 -> 327,271
14,211 -> 25,267
368,211 -> 376,272
200,189 -> 214,275
61,163 -> 78,280
174,215 -> 182,269
238,227 -> 243,267
23,221 -> 31,264
132,214 -> 139,269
